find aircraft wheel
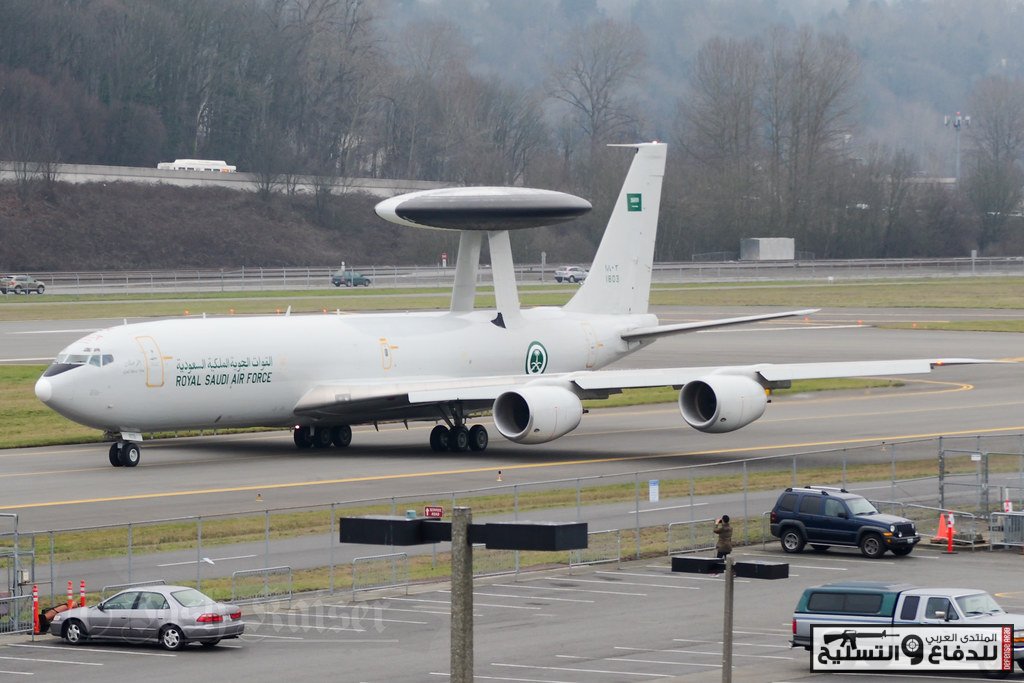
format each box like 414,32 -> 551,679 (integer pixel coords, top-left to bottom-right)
468,425 -> 488,451
448,426 -> 470,452
118,442 -> 141,467
312,426 -> 333,449
293,426 -> 312,449
331,425 -> 352,448
429,425 -> 449,452
109,443 -> 124,467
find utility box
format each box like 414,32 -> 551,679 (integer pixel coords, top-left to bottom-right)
740,237 -> 794,261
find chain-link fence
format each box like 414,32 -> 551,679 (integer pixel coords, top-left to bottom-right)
5,433 -> 1024,608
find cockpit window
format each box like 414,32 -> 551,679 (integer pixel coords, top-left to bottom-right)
88,355 -> 101,367
56,353 -> 91,365
102,354 -> 113,366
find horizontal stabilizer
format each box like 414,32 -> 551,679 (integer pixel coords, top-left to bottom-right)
621,308 -> 819,341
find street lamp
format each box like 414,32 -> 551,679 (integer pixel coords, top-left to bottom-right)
944,111 -> 971,183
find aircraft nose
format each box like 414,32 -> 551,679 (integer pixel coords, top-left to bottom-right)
35,376 -> 53,403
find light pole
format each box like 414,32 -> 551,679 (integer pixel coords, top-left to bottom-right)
944,111 -> 970,183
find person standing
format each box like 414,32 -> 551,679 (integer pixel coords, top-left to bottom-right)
714,515 -> 733,559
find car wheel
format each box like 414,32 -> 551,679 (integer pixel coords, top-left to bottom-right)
810,544 -> 830,553
36,285 -> 44,294
14,286 -> 22,294
555,277 -> 562,283
568,276 -> 577,283
200,639 -> 221,648
333,282 -> 341,287
159,624 -> 186,651
890,546 -> 913,556
859,533 -> 886,558
780,528 -> 806,553
63,619 -> 87,645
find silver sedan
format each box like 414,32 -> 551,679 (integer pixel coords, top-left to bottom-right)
47,584 -> 244,650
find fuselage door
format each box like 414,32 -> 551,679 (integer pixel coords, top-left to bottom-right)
135,336 -> 165,387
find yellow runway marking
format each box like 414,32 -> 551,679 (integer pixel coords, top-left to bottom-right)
4,424 -> 1024,512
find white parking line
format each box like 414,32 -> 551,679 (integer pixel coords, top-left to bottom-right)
389,596 -> 542,611
614,646 -> 793,661
430,673 -> 576,682
558,653 -> 716,669
670,638 -> 791,649
9,644 -> 176,657
0,671 -> 32,676
491,662 -> 666,677
441,590 -> 594,604
597,570 -> 750,584
0,655 -> 102,666
569,578 -> 698,590
492,583 -> 646,597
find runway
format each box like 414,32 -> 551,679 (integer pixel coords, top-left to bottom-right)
1,306 -> 1022,530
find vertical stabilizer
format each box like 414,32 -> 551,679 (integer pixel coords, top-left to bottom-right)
563,143 -> 666,315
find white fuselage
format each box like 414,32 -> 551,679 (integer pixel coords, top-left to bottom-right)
36,308 -> 656,433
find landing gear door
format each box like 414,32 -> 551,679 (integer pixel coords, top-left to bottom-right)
135,336 -> 165,387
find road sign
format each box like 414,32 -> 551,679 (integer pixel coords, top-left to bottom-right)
424,506 -> 444,518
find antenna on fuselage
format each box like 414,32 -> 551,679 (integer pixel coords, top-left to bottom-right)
374,186 -> 591,325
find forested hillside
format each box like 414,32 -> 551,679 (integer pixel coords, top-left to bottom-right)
2,0 -> 1024,269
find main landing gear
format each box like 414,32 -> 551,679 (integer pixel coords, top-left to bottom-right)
293,425 -> 352,450
108,441 -> 141,467
429,424 -> 488,453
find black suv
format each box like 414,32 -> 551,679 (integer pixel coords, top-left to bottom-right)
769,486 -> 920,558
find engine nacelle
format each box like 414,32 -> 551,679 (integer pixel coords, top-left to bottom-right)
493,386 -> 584,444
679,375 -> 768,434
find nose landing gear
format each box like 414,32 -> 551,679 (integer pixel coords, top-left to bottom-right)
108,441 -> 141,467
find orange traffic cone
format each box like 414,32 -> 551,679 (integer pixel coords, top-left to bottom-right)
932,513 -> 948,543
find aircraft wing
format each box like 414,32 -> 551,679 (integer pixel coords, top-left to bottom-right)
292,357 -> 998,418
620,308 -> 819,341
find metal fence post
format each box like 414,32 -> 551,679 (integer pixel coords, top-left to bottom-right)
128,523 -> 133,584
939,448 -> 946,510
49,531 -> 55,604
264,510 -> 271,596
742,463 -> 749,543
329,503 -> 336,594
576,479 -> 581,520
791,457 -> 797,487
841,449 -> 848,489
890,443 -> 896,502
196,517 -> 202,590
635,473 -> 641,559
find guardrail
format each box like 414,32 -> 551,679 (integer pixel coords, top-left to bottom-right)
231,566 -> 293,605
668,519 -> 716,556
0,593 -> 33,635
571,530 -> 622,569
352,553 -> 409,598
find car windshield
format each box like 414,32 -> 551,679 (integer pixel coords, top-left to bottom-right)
846,497 -> 879,515
955,592 -> 1003,616
170,588 -> 215,608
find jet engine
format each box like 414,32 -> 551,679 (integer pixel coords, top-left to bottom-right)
493,386 -> 584,444
679,375 -> 767,433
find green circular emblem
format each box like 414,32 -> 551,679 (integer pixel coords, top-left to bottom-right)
525,341 -> 548,374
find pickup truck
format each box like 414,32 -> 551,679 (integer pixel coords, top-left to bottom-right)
792,581 -> 1024,670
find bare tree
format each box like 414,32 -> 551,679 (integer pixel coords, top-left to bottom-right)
548,18 -> 646,151
964,76 -> 1024,252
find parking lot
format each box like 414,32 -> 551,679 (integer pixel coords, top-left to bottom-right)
4,543 -> 1024,682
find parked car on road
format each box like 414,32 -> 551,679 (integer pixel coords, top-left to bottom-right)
331,270 -> 372,287
0,274 -> 45,294
554,265 -> 588,283
769,486 -> 920,558
47,584 -> 244,650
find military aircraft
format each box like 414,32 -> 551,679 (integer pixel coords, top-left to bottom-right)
36,143 -> 991,467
